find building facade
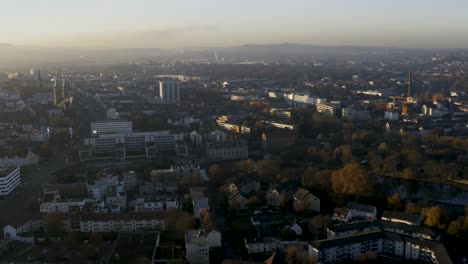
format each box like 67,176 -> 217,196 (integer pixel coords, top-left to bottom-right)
0,166 -> 21,196
159,80 -> 180,103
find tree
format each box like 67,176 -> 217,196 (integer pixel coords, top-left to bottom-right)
383,151 -> 400,173
285,244 -> 316,264
447,217 -> 466,237
39,144 -> 52,159
367,152 -> 382,171
405,202 -> 421,214
387,193 -> 403,210
402,148 -> 423,168
235,159 -> 255,174
256,160 -> 280,183
309,215 -> 331,240
333,144 -> 354,165
208,164 -> 227,186
164,209 -> 195,240
44,212 -> 64,236
331,163 -> 374,197
355,251 -> 379,263
424,206 -> 443,229
246,196 -> 262,211
88,232 -> 104,248
377,142 -> 391,154
301,167 -> 331,190
402,168 -> 415,179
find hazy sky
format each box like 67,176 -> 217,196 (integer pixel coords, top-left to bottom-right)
1,0 -> 468,49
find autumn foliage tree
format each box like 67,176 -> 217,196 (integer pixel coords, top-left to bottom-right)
331,163 -> 374,197
387,193 -> 403,210
424,206 -> 444,229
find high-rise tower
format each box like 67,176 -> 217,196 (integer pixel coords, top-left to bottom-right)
53,79 -> 67,105
159,80 -> 180,103
407,71 -> 412,98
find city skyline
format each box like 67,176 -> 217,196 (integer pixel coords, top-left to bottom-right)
1,0 -> 468,49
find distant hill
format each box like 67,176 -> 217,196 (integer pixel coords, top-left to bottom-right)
217,43 -> 417,56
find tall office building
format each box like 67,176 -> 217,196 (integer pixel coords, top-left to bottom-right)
159,80 -> 180,103
53,78 -> 67,105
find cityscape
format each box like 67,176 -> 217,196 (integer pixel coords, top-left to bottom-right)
0,1 -> 468,264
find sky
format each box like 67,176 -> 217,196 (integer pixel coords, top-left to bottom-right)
1,0 -> 468,49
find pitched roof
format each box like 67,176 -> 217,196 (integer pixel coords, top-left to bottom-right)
381,210 -> 422,224
381,220 -> 437,237
346,202 -> 376,213
328,220 -> 380,233
312,231 -> 386,249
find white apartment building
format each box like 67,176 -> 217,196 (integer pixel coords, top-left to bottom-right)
90,120 -> 133,135
185,230 -> 210,264
134,196 -> 180,212
79,130 -> 184,161
40,190 -> 85,213
311,231 -> 451,264
0,166 -> 21,196
159,80 -> 180,103
77,213 -> 165,233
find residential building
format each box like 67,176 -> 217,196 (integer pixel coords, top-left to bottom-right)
30,129 -> 49,143
326,220 -> 381,239
190,131 -> 203,145
76,212 -> 165,233
293,188 -> 320,213
206,129 -> 227,142
381,211 -> 423,226
90,120 -> 133,135
244,237 -> 280,254
40,189 -> 85,213
190,187 -> 210,219
133,196 -> 180,212
347,202 -> 377,221
0,166 -> 21,196
262,129 -> 296,154
0,151 -> 39,167
384,111 -> 399,120
205,140 -> 248,161
79,130 -> 183,161
381,220 -> 440,241
159,80 -> 180,103
266,180 -> 299,207
53,78 -> 66,105
200,209 -> 222,248
186,230 -> 210,264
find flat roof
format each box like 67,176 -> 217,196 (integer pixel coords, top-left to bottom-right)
0,166 -> 18,177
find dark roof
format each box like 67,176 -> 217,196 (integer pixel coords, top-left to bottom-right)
346,202 -> 376,213
328,220 -> 380,233
312,231 -> 386,249
275,179 -> 300,193
381,210 -> 421,224
381,220 -> 437,237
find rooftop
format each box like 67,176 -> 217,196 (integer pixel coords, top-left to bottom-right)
0,165 -> 18,177
381,210 -> 422,224
346,202 -> 376,213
